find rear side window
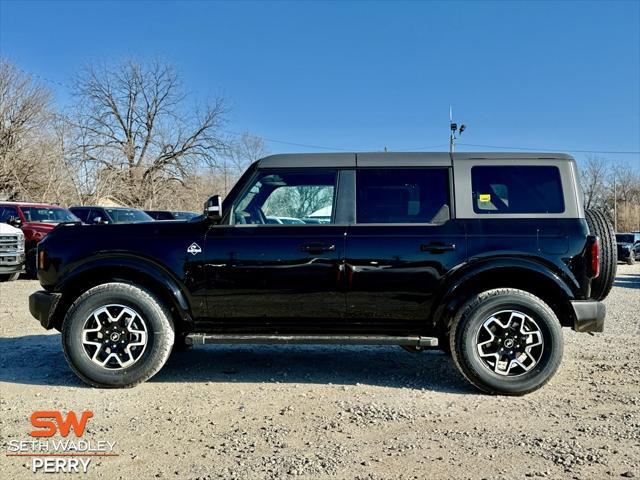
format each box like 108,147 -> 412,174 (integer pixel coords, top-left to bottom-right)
472,166 -> 564,214
356,168 -> 450,224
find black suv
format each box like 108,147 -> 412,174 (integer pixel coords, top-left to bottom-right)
145,210 -> 199,221
615,233 -> 640,265
29,153 -> 617,394
69,206 -> 153,225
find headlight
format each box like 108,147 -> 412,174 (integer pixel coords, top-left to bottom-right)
17,233 -> 25,251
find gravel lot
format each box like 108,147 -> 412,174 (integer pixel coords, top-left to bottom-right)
1,265 -> 639,479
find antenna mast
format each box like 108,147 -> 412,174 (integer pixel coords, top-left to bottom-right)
449,106 -> 466,156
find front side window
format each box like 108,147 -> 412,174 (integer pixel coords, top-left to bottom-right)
356,168 -> 450,224
233,170 -> 337,225
472,166 -> 564,214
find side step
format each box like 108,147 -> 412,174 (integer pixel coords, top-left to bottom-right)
185,334 -> 438,347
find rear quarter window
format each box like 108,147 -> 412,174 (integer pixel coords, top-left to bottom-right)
471,165 -> 564,214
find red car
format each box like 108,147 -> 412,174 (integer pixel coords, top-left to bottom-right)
0,202 -> 79,277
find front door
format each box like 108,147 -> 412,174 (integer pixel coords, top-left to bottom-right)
345,167 -> 466,331
200,168 -> 347,332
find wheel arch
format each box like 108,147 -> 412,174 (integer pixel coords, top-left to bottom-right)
49,257 -> 193,332
430,259 -> 578,332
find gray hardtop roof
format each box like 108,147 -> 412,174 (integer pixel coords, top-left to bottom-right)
257,152 -> 574,168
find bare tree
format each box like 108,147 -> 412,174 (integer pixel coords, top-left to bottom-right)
579,155 -> 609,210
67,59 -> 228,208
0,58 -> 72,201
217,131 -> 267,195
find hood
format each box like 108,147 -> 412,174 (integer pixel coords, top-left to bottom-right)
25,221 -> 59,232
0,223 -> 23,235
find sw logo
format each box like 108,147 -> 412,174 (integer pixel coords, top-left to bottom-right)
187,242 -> 202,255
30,410 -> 93,437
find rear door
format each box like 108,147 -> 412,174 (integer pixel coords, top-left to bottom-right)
345,155 -> 466,329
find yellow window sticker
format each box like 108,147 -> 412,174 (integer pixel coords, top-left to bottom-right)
479,193 -> 491,202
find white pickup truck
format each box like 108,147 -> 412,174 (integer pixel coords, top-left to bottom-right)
0,222 -> 25,281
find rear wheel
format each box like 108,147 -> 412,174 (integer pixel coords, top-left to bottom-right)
62,282 -> 174,388
585,209 -> 617,300
627,254 -> 636,265
450,288 -> 563,395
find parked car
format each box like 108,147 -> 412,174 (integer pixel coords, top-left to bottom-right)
265,216 -> 306,224
145,210 -> 199,221
30,152 -> 615,394
0,222 -> 25,281
0,202 -> 79,277
69,206 -> 154,224
615,233 -> 640,264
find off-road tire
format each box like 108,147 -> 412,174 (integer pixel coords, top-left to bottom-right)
627,255 -> 636,265
25,248 -> 37,279
0,273 -> 20,282
62,282 -> 174,388
449,288 -> 563,396
585,209 -> 617,300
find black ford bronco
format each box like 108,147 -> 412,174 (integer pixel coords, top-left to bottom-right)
29,152 -> 617,394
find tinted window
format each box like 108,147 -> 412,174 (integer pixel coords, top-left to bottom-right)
0,206 -> 19,223
234,170 -> 337,225
356,168 -> 450,224
472,166 -> 564,214
616,234 -> 636,243
146,211 -> 174,220
70,208 -> 91,223
106,209 -> 153,223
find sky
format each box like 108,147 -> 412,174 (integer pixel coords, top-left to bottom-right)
1,0 -> 639,169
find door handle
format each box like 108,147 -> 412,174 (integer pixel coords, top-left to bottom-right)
420,243 -> 456,253
300,243 -> 336,254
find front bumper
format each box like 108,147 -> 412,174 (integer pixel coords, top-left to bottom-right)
571,300 -> 606,333
0,252 -> 25,274
29,290 -> 62,330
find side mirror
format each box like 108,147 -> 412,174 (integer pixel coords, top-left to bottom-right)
8,216 -> 22,228
204,195 -> 223,222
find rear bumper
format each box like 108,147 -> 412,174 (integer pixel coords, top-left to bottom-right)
571,300 -> 606,333
29,290 -> 62,330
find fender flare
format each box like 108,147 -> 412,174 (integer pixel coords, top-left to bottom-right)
51,254 -> 193,328
430,256 -> 578,328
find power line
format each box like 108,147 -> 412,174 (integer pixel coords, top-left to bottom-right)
456,143 -> 640,155
14,65 -> 72,89
13,66 -> 640,156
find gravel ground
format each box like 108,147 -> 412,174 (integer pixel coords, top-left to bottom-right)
1,264 -> 639,479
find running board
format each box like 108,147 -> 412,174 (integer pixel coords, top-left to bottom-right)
185,334 -> 438,347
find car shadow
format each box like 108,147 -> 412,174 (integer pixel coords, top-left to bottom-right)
613,273 -> 640,290
0,334 -> 474,394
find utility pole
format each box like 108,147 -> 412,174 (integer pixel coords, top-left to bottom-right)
613,173 -> 617,232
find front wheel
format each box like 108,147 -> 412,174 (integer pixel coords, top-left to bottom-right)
62,282 -> 174,388
449,288 -> 563,395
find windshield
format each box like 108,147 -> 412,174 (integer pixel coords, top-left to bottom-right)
21,207 -> 79,223
616,234 -> 635,243
106,209 -> 154,224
